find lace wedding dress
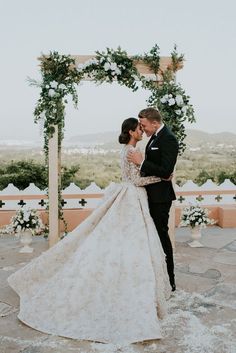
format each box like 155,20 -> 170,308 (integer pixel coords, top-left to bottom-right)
8,145 -> 171,344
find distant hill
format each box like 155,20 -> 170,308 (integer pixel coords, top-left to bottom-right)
66,129 -> 236,148
0,129 -> 235,149
184,130 -> 236,146
67,131 -> 119,145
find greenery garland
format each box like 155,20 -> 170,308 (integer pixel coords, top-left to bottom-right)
136,45 -> 195,153
79,47 -> 140,91
32,52 -> 80,158
32,44 -> 195,237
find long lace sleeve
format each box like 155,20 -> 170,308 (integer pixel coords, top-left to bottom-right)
120,145 -> 161,187
129,162 -> 161,186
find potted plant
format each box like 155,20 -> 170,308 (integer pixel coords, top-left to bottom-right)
180,204 -> 215,247
11,207 -> 44,253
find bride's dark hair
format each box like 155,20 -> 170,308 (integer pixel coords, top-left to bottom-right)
118,118 -> 139,144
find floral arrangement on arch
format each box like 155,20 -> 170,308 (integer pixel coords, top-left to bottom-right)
148,79 -> 195,153
180,204 -> 215,229
138,45 -> 195,154
32,45 -> 196,157
30,52 -> 80,158
77,47 -> 139,91
11,207 -> 44,235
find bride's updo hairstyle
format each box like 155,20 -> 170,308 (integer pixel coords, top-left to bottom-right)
118,118 -> 138,144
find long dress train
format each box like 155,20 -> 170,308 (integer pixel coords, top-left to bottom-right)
8,145 -> 171,345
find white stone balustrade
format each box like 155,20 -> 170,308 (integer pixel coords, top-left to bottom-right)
0,179 -> 236,211
175,179 -> 236,206
0,179 -> 236,229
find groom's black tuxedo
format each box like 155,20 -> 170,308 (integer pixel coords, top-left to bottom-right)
141,125 -> 178,203
141,125 -> 179,289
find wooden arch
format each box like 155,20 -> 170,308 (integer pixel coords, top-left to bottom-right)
47,55 -> 183,247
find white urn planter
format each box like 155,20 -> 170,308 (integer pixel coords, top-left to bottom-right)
188,226 -> 203,248
19,230 -> 34,253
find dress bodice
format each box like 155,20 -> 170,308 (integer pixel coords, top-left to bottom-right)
120,145 -> 160,186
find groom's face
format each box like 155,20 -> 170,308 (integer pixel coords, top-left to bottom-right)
139,118 -> 159,137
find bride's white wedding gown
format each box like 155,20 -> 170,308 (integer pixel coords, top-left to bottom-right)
8,145 -> 171,344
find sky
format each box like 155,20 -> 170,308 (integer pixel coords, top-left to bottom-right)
0,0 -> 235,141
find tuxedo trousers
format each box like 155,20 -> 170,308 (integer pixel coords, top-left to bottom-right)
148,201 -> 175,286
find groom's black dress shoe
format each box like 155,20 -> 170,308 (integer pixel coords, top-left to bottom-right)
171,284 -> 176,292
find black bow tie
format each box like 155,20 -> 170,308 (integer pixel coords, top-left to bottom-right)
150,133 -> 156,141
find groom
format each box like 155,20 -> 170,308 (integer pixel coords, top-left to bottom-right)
128,107 -> 179,291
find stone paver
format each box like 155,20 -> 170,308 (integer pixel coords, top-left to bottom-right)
0,227 -> 236,353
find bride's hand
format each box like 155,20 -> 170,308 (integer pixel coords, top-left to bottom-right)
127,150 -> 143,166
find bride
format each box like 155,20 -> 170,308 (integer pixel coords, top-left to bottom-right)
8,117 -> 171,345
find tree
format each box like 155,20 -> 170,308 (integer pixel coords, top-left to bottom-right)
0,160 -> 79,190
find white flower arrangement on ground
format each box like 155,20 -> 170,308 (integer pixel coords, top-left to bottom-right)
180,204 -> 215,229
11,207 -> 44,235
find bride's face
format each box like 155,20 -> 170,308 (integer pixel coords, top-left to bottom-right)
130,124 -> 143,142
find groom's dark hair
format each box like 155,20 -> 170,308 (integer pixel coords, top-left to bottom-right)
138,108 -> 162,122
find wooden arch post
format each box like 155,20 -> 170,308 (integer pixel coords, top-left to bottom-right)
48,125 -> 60,247
47,55 -> 183,247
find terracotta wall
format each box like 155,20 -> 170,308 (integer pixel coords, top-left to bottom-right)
1,205 -> 236,232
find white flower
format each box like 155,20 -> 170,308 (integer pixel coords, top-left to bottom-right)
160,97 -> 167,103
82,58 -> 98,68
58,84 -> 66,90
90,58 -> 98,65
168,98 -> 175,106
110,62 -> 118,71
11,208 -> 43,234
114,68 -> 121,75
50,81 -> 58,89
176,95 -> 183,106
180,204 -> 215,228
77,63 -> 84,72
48,89 -> 56,97
182,106 -> 187,114
104,62 -> 111,71
175,109 -> 181,115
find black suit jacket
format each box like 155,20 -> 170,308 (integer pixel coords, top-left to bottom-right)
141,125 -> 179,203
